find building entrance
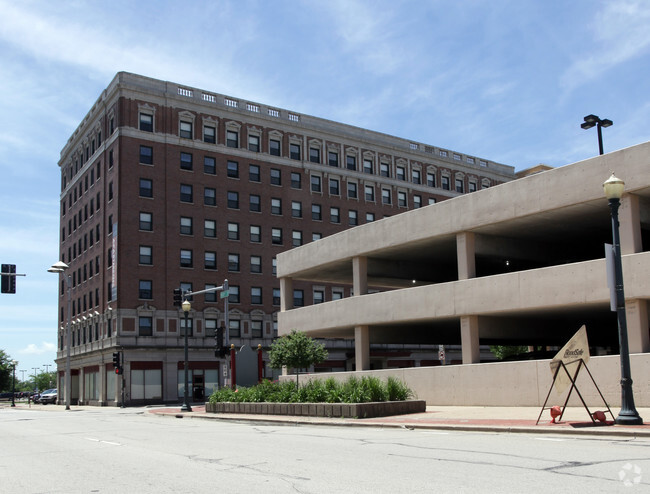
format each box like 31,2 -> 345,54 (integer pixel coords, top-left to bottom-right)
192,375 -> 204,402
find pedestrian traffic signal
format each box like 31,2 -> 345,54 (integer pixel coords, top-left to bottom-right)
112,352 -> 123,374
173,288 -> 182,307
1,264 -> 16,294
215,326 -> 227,357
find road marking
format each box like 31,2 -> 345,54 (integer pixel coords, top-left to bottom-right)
85,437 -> 121,446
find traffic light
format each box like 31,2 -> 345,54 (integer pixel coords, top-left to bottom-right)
112,352 -> 122,375
215,326 -> 226,357
1,264 -> 16,294
173,288 -> 182,307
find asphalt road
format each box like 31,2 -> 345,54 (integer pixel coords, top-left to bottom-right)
2,406 -> 649,493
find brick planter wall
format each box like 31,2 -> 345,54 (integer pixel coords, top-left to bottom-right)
205,400 -> 426,418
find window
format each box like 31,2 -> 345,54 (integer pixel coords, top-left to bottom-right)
290,143 -> 301,160
366,212 -> 375,222
347,182 -> 358,199
180,282 -> 193,302
228,254 -> 240,272
139,145 -> 153,165
227,160 -> 238,178
228,222 -> 239,240
271,228 -> 282,245
291,201 -> 302,218
398,191 -> 407,207
469,181 -> 477,193
363,159 -> 373,174
396,166 -> 406,181
309,147 -> 320,163
204,187 -> 216,206
291,172 -> 301,189
229,317 -> 240,336
380,163 -> 390,177
139,246 -> 152,265
250,225 -> 261,243
330,207 -> 340,224
311,175 -> 321,193
203,125 -> 216,143
180,249 -> 193,268
205,285 -> 217,303
250,255 -> 262,273
311,204 -> 322,221
269,139 -> 281,156
382,188 -> 391,205
180,184 -> 193,202
292,230 -> 303,247
270,168 -> 281,185
180,152 -> 193,170
226,130 -> 238,148
205,318 -> 217,336
139,212 -> 152,231
346,155 -> 356,171
249,164 -> 260,182
455,178 -> 464,193
440,150 -> 448,157
293,289 -> 304,307
251,287 -> 262,305
272,258 -> 277,275
349,210 -> 358,226
251,320 -> 263,338
273,288 -> 281,306
454,153 -> 461,161
271,198 -> 282,215
243,134 -> 258,152
412,170 -> 421,184
314,289 -> 324,304
429,198 -> 437,205
442,176 -> 450,190
365,185 -> 375,202
205,219 -> 216,238
139,113 -> 153,132
413,195 -> 422,208
108,182 -> 113,201
328,151 -> 339,167
139,280 -> 152,299
180,216 -> 193,235
329,178 -> 340,196
180,121 -> 192,139
204,156 -> 216,175
249,194 -> 261,212
427,172 -> 436,187
180,317 -> 193,337
227,191 -> 239,209
139,316 -> 153,336
204,251 -> 216,270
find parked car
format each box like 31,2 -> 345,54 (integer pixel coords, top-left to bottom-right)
39,389 -> 57,405
31,392 -> 41,403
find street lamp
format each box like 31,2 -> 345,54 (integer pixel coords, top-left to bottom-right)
181,298 -> 192,412
603,174 -> 644,425
11,360 -> 17,407
581,114 -> 613,155
48,261 -> 72,410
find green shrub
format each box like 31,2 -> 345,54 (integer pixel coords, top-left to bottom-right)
208,376 -> 414,404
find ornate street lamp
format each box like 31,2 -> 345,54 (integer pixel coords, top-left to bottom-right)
582,114 -> 612,155
603,174 -> 643,425
11,360 -> 17,407
48,261 -> 72,410
181,298 -> 192,412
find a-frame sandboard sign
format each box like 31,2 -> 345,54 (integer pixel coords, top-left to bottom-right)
536,325 -> 614,425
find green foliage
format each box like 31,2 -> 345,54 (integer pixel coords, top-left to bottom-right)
268,330 -> 328,386
209,376 -> 415,404
490,345 -> 530,360
0,349 -> 12,392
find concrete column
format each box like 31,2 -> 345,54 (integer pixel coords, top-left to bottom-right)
354,325 -> 370,371
353,256 -> 368,296
625,299 -> 650,353
620,194 -> 642,255
78,368 -> 85,405
456,232 -> 476,280
280,277 -> 293,312
99,365 -> 106,406
460,315 -> 480,364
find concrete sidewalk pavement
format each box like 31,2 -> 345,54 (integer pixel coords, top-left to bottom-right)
149,404 -> 650,437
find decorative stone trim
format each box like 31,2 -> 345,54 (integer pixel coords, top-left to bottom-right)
205,400 -> 426,419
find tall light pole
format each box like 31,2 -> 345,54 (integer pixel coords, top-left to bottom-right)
11,360 -> 17,407
603,174 -> 644,425
48,261 -> 72,410
181,298 -> 192,412
581,114 -> 612,155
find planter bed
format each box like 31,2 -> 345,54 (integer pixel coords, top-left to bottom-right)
206,400 -> 426,418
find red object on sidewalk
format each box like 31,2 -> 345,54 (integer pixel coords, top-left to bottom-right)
550,406 -> 562,423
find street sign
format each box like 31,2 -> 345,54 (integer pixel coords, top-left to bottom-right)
220,290 -> 229,299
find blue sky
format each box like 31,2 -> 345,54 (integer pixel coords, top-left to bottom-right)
1,0 -> 649,383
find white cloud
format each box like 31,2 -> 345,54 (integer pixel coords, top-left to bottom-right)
19,342 -> 57,355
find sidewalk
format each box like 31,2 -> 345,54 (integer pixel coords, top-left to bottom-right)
149,405 -> 650,437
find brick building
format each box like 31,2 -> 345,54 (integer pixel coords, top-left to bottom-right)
55,72 -> 515,406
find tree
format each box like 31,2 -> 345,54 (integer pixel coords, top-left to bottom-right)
268,330 -> 328,386
0,349 -> 13,392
